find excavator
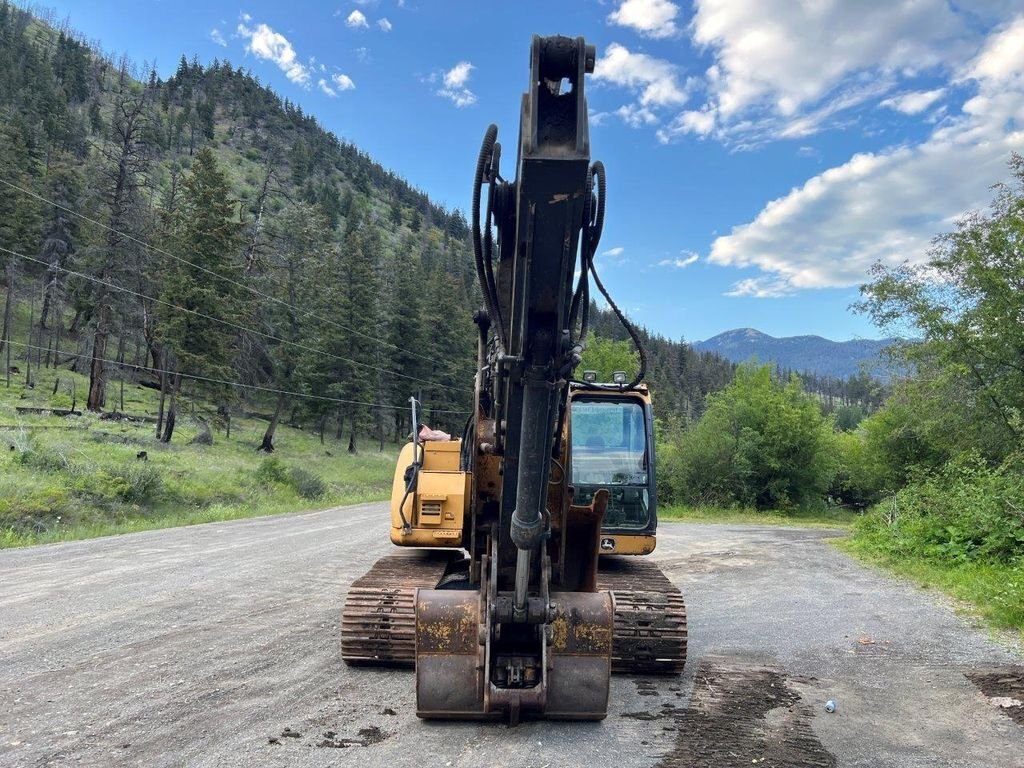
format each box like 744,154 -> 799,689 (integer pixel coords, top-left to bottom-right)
341,35 -> 686,722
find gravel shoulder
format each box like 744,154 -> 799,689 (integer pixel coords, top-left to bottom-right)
0,506 -> 1020,767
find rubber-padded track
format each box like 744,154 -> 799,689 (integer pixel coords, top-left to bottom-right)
340,553 -> 687,675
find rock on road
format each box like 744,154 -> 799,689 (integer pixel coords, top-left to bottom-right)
1,503 -> 1021,768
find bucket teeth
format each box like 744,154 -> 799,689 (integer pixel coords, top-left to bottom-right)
341,553 -> 687,675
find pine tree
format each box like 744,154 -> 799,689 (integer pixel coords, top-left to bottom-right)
256,202 -> 330,451
84,88 -> 148,412
157,147 -> 244,442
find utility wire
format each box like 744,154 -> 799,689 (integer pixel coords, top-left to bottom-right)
0,175 -> 447,368
0,244 -> 461,393
3,339 -> 472,414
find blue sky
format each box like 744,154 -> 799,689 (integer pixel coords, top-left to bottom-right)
44,0 -> 1024,342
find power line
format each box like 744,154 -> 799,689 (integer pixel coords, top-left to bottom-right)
0,244 -> 461,393
0,175 -> 446,368
2,339 -> 473,414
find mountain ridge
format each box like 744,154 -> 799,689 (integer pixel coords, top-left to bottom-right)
694,328 -> 896,380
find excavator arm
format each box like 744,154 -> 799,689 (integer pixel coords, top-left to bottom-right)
340,34 -> 687,724
414,35 -> 615,722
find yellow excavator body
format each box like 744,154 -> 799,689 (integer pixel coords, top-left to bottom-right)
341,34 -> 686,722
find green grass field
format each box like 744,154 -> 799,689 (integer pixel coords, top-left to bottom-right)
0,352 -> 399,548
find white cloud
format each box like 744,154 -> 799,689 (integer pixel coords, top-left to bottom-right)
437,61 -> 476,107
707,17 -> 1024,296
332,73 -> 355,91
880,89 -> 946,115
602,246 -> 625,257
650,0 -> 998,145
594,43 -> 687,108
659,252 -> 699,268
237,18 -> 311,87
594,43 -> 688,128
658,108 -> 715,140
443,61 -> 472,89
961,15 -> 1024,82
209,28 -> 227,47
615,104 -> 657,128
346,10 -> 369,28
378,17 -> 392,32
318,78 -> 336,97
608,0 -> 680,39
724,277 -> 794,298
691,0 -> 965,118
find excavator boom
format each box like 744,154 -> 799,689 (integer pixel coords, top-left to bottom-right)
340,34 -> 687,723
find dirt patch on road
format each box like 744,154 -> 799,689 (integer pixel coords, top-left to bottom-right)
968,667 -> 1024,727
317,725 -> 390,748
652,660 -> 835,768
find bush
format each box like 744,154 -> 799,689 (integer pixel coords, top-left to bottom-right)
17,444 -> 73,473
106,464 -> 164,504
289,467 -> 326,500
668,364 -> 838,510
255,457 -> 325,499
0,484 -> 73,534
255,456 -> 289,485
853,454 -> 1024,566
830,430 -> 885,508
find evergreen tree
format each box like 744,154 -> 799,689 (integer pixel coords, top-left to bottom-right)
157,147 -> 244,441
256,202 -> 330,451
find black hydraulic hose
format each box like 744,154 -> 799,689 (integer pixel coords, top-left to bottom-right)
573,161 -> 648,391
589,160 -> 606,250
482,158 -> 501,336
568,168 -> 594,341
471,125 -> 507,351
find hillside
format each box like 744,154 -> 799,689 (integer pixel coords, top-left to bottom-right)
0,3 -> 749,542
695,328 -> 895,380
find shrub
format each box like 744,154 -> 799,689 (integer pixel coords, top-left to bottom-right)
853,453 -> 1024,566
108,464 -> 164,504
289,467 -> 326,500
255,456 -> 289,485
0,483 -> 73,534
17,445 -> 73,473
672,364 -> 838,510
830,430 -> 885,508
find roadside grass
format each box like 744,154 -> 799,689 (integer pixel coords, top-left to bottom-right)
837,536 -> 1024,638
0,360 -> 399,549
659,505 -> 858,529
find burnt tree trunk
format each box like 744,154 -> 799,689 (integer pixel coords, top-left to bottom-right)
0,262 -> 14,380
259,394 -> 286,452
87,91 -> 146,413
161,371 -> 182,443
86,303 -> 109,411
155,349 -> 167,438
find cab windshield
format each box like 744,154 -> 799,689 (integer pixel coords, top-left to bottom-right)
570,398 -> 650,529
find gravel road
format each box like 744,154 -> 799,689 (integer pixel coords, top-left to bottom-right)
1,503 -> 1021,767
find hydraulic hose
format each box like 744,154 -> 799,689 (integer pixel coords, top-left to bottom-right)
471,125 -> 507,351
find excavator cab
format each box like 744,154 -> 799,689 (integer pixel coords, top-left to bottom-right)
569,382 -> 658,556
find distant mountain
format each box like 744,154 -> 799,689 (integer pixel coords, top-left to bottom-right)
694,328 -> 896,380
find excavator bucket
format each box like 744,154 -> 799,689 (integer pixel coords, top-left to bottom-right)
415,588 -> 614,721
